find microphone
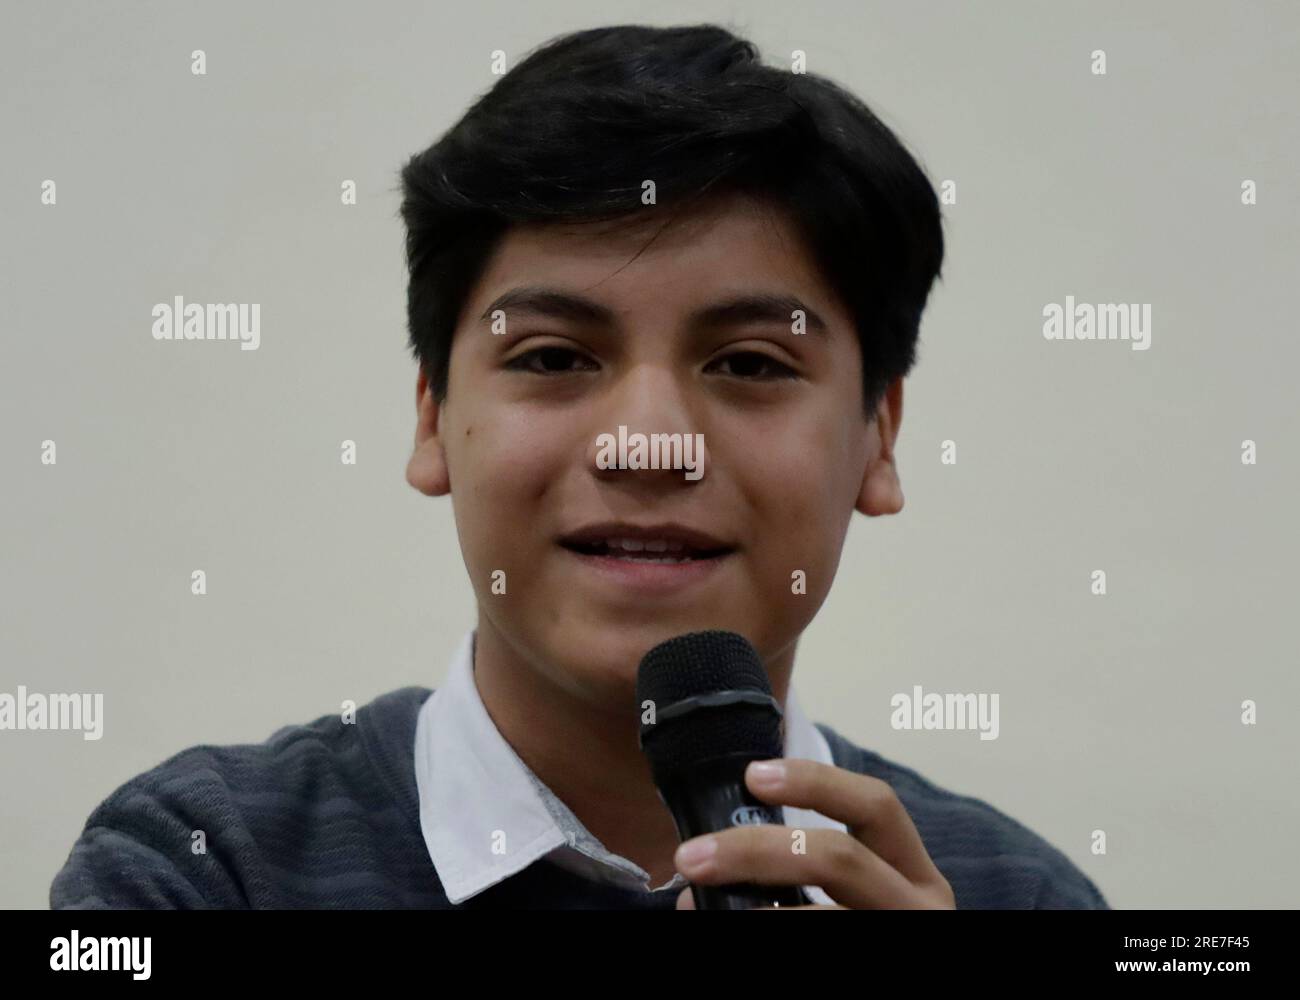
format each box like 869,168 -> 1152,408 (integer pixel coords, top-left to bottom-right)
637,630 -> 811,910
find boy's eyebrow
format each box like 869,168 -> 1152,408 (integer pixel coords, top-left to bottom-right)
479,285 -> 829,336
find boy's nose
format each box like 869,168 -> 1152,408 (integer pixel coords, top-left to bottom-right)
584,365 -> 710,482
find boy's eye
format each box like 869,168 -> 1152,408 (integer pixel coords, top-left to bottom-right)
504,346 -> 598,375
706,351 -> 799,380
504,346 -> 798,381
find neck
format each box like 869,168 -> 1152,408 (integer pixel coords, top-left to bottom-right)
470,617 -> 795,887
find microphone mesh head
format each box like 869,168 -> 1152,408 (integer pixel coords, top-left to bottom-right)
636,630 -> 784,780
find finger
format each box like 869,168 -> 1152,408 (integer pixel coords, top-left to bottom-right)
676,887 -> 695,910
676,825 -> 917,909
744,758 -> 943,886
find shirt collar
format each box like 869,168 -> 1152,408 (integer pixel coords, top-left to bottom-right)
414,628 -> 846,905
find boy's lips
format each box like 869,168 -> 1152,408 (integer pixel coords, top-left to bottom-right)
556,521 -> 737,595
556,521 -> 735,557
557,544 -> 734,594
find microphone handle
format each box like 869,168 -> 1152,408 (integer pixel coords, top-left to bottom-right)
658,753 -> 812,910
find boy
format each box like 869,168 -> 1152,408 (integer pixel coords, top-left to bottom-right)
51,23 -> 1107,909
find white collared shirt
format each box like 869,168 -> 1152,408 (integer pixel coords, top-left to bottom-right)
414,629 -> 846,905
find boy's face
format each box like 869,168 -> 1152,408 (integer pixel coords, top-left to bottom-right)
407,192 -> 904,709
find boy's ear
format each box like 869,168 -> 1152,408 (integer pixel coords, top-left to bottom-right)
405,367 -> 451,497
856,377 -> 904,517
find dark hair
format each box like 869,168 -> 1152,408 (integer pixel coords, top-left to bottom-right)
398,23 -> 944,418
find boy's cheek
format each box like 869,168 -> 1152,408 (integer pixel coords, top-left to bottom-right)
769,522 -> 842,592
733,529 -> 838,645
448,478 -> 540,579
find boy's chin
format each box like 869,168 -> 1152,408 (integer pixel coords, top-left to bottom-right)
542,617 -> 741,681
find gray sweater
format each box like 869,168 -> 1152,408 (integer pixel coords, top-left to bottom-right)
49,686 -> 1108,909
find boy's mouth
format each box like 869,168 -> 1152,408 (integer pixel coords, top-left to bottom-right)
557,523 -> 735,563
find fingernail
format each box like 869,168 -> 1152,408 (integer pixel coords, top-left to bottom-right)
748,760 -> 785,787
676,836 -> 717,873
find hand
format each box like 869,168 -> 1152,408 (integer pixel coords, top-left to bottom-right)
673,758 -> 956,909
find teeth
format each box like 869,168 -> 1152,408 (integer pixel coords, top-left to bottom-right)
604,537 -> 686,553
576,536 -> 700,561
